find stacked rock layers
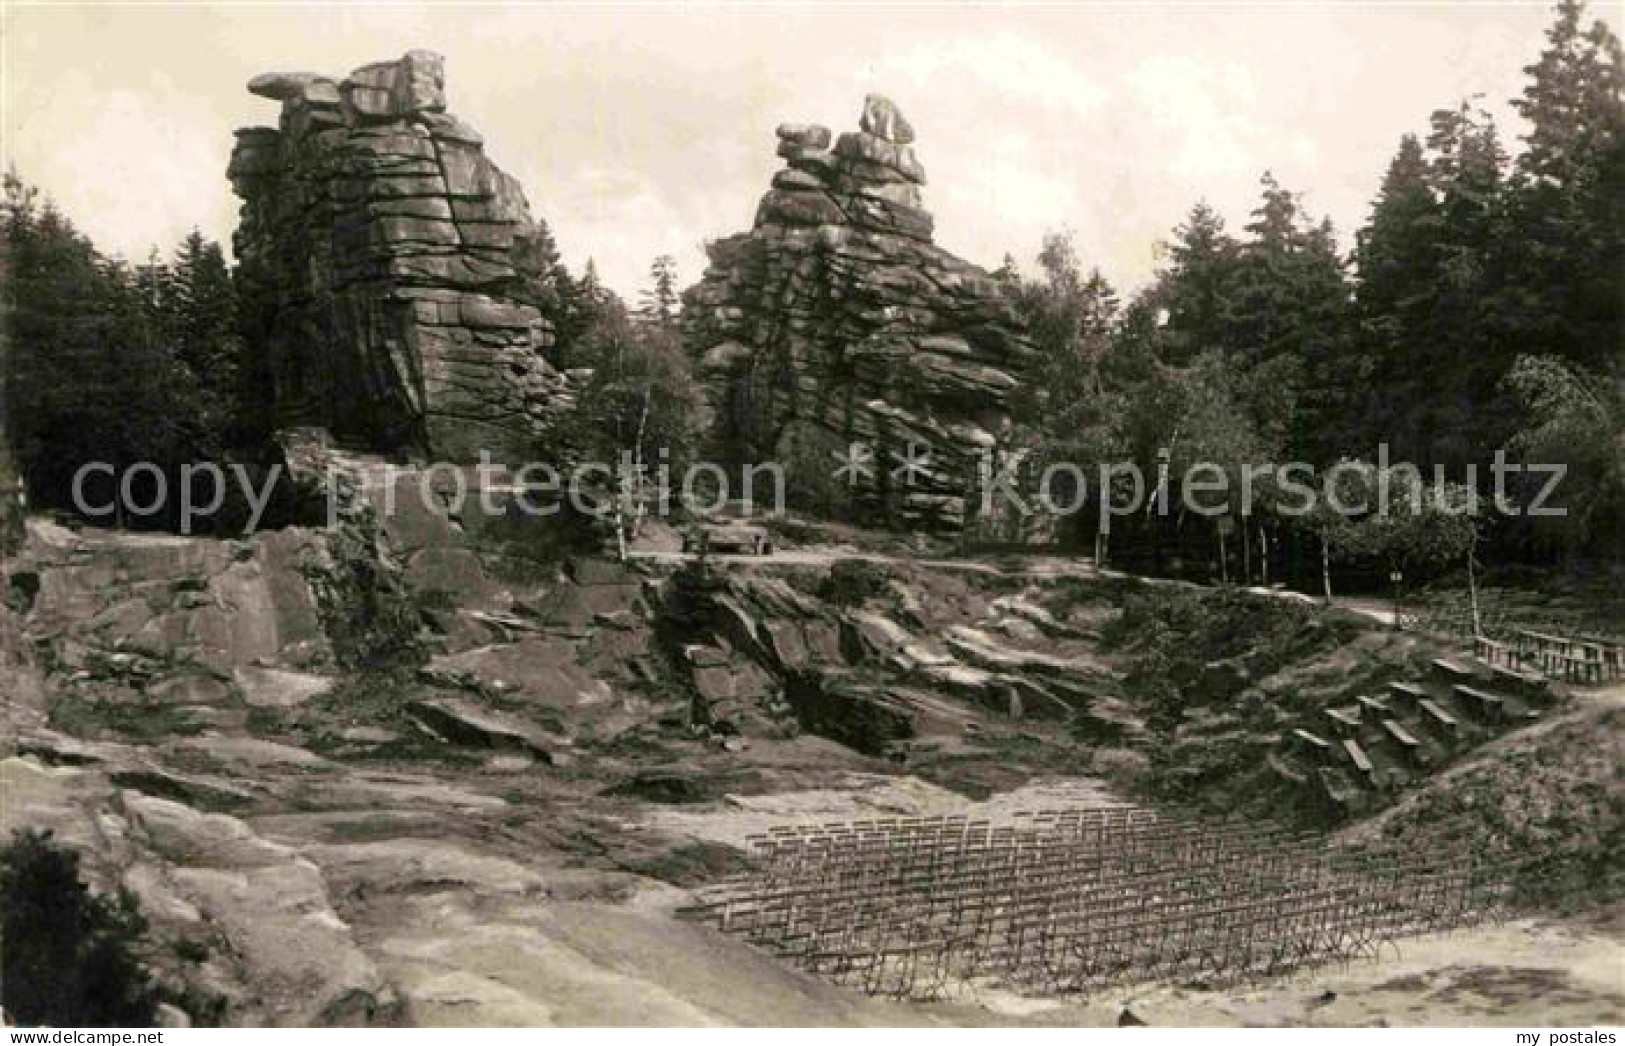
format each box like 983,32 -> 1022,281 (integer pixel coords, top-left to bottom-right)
229,51 -> 572,462
683,94 -> 1033,533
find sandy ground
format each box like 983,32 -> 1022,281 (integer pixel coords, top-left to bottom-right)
644,774 -> 1127,849
1053,917 -> 1625,1027
458,869 -> 1624,1027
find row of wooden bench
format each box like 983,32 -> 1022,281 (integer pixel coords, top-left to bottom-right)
743,813 -> 1305,874
682,805 -> 1509,999
1408,602 -> 1620,648
726,814 -> 1353,892
700,835 -> 1425,941
701,821 -> 1331,913
790,879 -> 1473,999
1274,656 -> 1560,805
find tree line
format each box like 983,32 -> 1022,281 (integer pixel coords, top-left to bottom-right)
0,160 -> 701,533
1,174 -> 250,529
2,0 -> 1617,587
999,0 -> 1622,589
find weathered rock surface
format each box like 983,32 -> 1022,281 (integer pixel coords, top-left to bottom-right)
229,51 -> 574,461
659,560 -> 1123,753
684,96 -> 1034,533
0,754 -> 396,1026
24,522 -> 332,678
123,793 -> 395,1025
405,695 -> 564,762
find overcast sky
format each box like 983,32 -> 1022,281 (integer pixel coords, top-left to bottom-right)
5,2 -> 1612,299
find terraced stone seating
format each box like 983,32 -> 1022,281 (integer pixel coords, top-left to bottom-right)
1355,694 -> 1390,716
1266,751 -> 1308,784
1324,707 -> 1362,736
1341,738 -> 1378,786
1453,683 -> 1504,719
1487,661 -> 1550,696
1380,717 -> 1433,766
1270,654 -> 1565,817
1291,728 -> 1334,756
1416,697 -> 1462,738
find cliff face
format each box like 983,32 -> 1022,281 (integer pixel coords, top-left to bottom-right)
683,95 -> 1034,534
228,51 -> 572,463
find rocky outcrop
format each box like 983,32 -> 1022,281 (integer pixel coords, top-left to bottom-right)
657,560 -> 1125,755
229,51 -> 573,462
0,754 -> 396,1026
683,95 -> 1035,534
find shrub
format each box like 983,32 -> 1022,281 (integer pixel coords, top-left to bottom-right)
819,559 -> 893,606
0,829 -> 158,1027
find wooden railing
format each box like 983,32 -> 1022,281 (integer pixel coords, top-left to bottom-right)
1475,629 -> 1623,684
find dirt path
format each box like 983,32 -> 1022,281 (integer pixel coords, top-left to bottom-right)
628,544 -> 1411,631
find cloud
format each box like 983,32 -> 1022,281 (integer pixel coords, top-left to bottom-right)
873,31 -> 1108,120
14,76 -> 232,264
1128,54 -> 1260,183
6,2 -> 1617,302
546,165 -> 715,298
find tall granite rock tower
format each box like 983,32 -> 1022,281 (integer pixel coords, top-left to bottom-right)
229,51 -> 573,462
683,95 -> 1034,534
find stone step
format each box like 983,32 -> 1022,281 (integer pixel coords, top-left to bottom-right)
1356,694 -> 1392,716
1318,765 -> 1367,808
1290,727 -> 1335,755
1382,716 -> 1420,749
1323,705 -> 1363,734
1451,682 -> 1541,723
1266,750 -> 1309,785
1452,682 -> 1505,716
1430,657 -> 1478,683
1416,696 -> 1463,738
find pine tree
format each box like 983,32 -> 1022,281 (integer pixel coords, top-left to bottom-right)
1357,135 -> 1436,326
2,171 -> 187,521
1156,202 -> 1237,366
579,258 -> 604,302
1512,0 -> 1625,186
1225,172 -> 1308,366
168,230 -> 243,453
991,252 -> 1020,288
638,254 -> 680,329
1354,134 -> 1443,458
1220,173 -> 1355,461
1495,0 -> 1623,378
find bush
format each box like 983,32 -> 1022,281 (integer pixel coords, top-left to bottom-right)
1089,747 -> 1152,785
0,829 -> 158,1027
819,558 -> 893,606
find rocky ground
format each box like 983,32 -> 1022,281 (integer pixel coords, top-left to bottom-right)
2,459 -> 1620,1026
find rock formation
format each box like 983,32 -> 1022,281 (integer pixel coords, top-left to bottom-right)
229,51 -> 572,462
683,94 -> 1035,533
